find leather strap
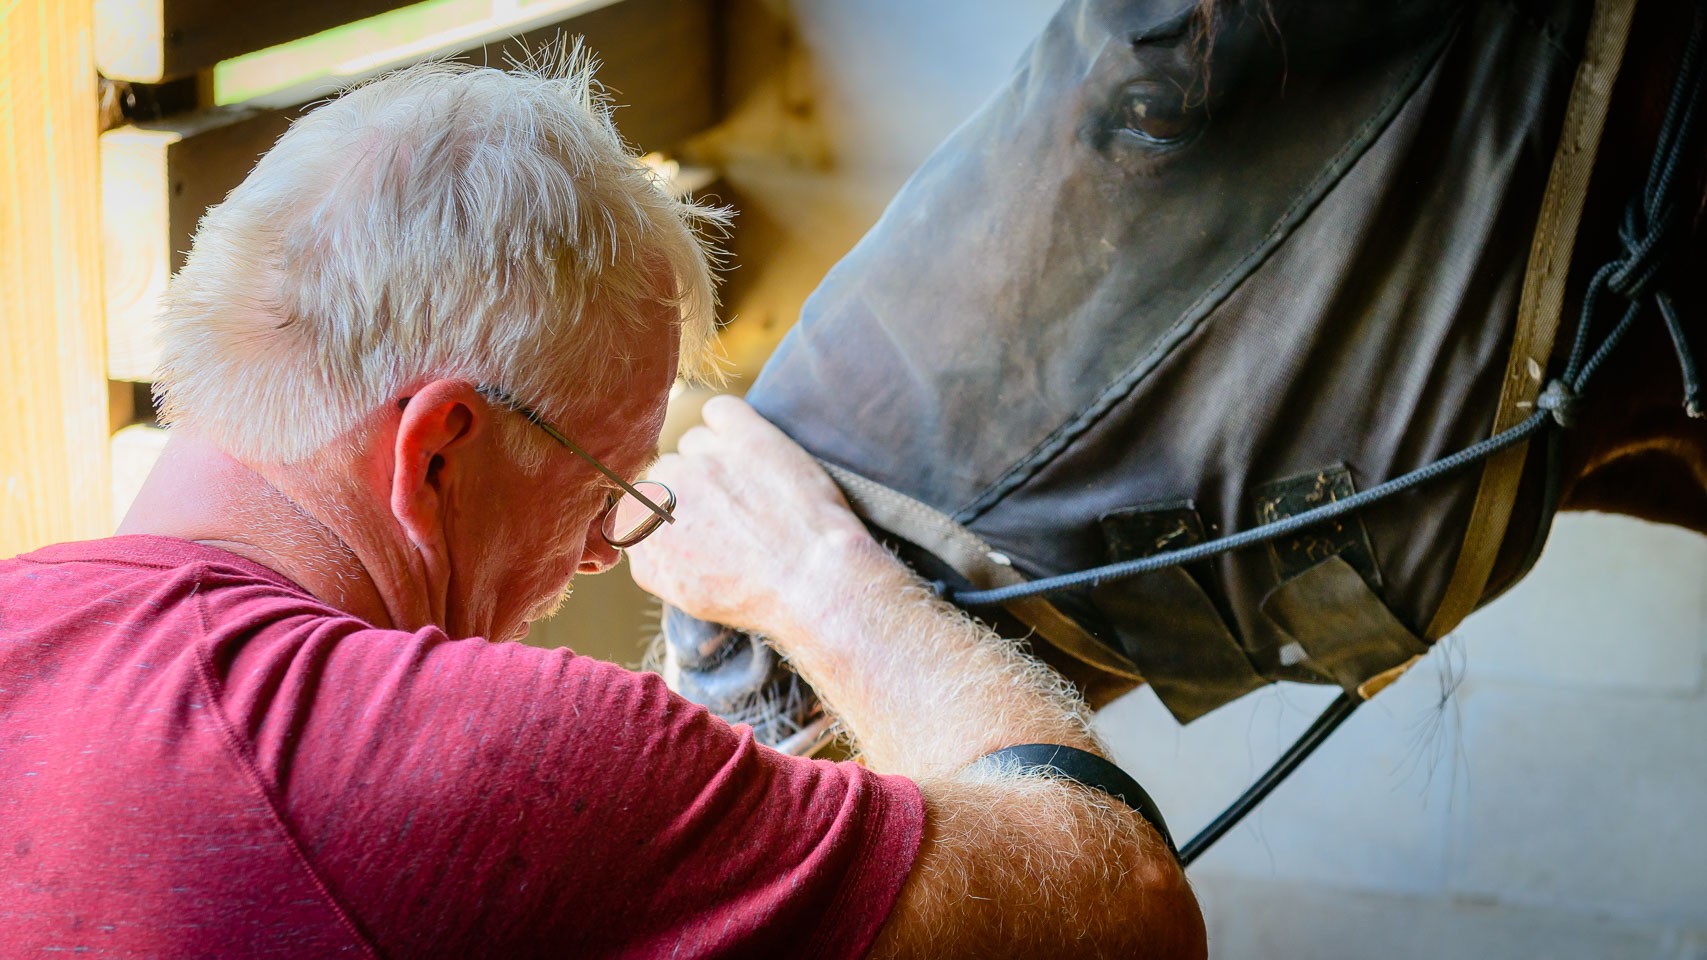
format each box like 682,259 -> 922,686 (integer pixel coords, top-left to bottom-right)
974,743 -> 1178,858
1426,0 -> 1639,640
818,461 -> 1145,682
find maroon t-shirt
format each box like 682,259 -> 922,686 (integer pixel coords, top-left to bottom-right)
0,536 -> 922,958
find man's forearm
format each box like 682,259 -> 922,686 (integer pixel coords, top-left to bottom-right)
628,398 -> 1205,956
768,542 -> 1104,779
772,546 -> 1205,958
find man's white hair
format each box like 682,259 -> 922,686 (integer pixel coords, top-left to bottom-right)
154,50 -> 727,466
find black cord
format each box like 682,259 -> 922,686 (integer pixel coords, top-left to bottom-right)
1178,692 -> 1361,866
951,411 -> 1548,607
1565,3 -> 1704,408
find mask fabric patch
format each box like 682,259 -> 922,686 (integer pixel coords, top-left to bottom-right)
1092,501 -> 1268,723
1250,465 -> 1382,591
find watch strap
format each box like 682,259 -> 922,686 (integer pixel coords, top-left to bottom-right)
974,742 -> 1178,859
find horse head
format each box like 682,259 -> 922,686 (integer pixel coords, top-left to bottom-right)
662,0 -> 1705,748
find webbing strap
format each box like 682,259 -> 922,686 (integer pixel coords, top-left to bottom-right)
818,461 -> 1145,682
1425,0 -> 1640,640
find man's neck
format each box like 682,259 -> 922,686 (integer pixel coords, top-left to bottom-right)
118,431 -> 401,629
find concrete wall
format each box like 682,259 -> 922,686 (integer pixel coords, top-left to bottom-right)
536,5 -> 1707,954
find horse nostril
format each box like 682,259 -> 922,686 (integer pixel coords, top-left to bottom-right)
661,608 -> 785,714
662,606 -> 743,669
659,605 -> 826,751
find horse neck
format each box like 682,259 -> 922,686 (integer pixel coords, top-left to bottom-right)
1550,0 -> 1707,536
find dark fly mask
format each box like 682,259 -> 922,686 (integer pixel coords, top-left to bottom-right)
678,0 -> 1595,727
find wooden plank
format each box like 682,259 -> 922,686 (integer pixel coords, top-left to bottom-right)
103,107 -> 297,380
95,0 -> 419,83
234,0 -> 718,152
109,380 -> 140,432
103,0 -> 719,382
110,424 -> 170,525
1,0 -> 114,555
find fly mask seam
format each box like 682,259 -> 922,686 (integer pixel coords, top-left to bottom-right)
951,15 -> 1463,526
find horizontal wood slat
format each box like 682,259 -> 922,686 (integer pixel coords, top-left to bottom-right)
102,0 -> 719,382
95,0 -> 419,83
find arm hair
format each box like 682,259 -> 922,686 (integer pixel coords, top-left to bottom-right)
766,546 -> 1205,959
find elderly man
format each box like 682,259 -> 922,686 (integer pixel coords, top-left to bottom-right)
0,59 -> 1202,958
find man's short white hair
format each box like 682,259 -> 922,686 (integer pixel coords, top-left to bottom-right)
154,50 -> 727,466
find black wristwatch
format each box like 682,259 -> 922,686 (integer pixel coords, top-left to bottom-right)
973,743 -> 1178,860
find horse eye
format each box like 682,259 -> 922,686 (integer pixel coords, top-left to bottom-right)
1117,89 -> 1194,145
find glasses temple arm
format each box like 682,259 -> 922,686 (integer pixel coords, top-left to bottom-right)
478,384 -> 674,525
535,421 -> 675,524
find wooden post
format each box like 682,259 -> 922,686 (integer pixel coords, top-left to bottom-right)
0,0 -> 112,556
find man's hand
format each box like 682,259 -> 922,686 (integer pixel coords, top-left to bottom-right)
628,395 -> 1205,958
626,395 -> 901,640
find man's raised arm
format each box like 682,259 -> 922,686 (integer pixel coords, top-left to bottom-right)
628,396 -> 1206,959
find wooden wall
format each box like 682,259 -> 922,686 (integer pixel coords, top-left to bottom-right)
3,0 -> 725,561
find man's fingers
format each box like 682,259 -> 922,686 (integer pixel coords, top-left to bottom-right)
626,395 -> 882,636
644,451 -> 686,485
673,399 -> 797,475
696,394 -> 754,432
673,425 -> 718,459
698,395 -> 794,449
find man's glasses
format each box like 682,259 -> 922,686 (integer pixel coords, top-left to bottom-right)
476,385 -> 676,549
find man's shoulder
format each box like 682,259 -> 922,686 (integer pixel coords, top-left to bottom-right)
0,537 -> 381,958
4,534 -> 316,615
10,533 -> 287,574
1,536 -> 291,681
1,542 -> 924,960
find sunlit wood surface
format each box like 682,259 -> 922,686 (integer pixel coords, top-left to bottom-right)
1,0 -> 112,557
95,0 -> 418,83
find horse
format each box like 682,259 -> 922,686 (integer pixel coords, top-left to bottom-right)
659,0 -> 1707,847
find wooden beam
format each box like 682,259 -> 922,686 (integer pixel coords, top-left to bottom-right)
95,0 -> 419,83
1,0 -> 114,555
102,106 -> 297,381
232,0 -> 718,154
103,0 -> 719,382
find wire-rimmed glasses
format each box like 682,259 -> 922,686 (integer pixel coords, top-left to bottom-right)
476,385 -> 676,548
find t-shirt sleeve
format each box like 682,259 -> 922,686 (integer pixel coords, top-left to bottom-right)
205,602 -> 924,960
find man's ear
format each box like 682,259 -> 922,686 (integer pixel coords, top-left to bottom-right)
391,379 -> 488,551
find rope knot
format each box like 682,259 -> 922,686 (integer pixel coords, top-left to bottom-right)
1604,200 -> 1670,300
1536,379 -> 1579,427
